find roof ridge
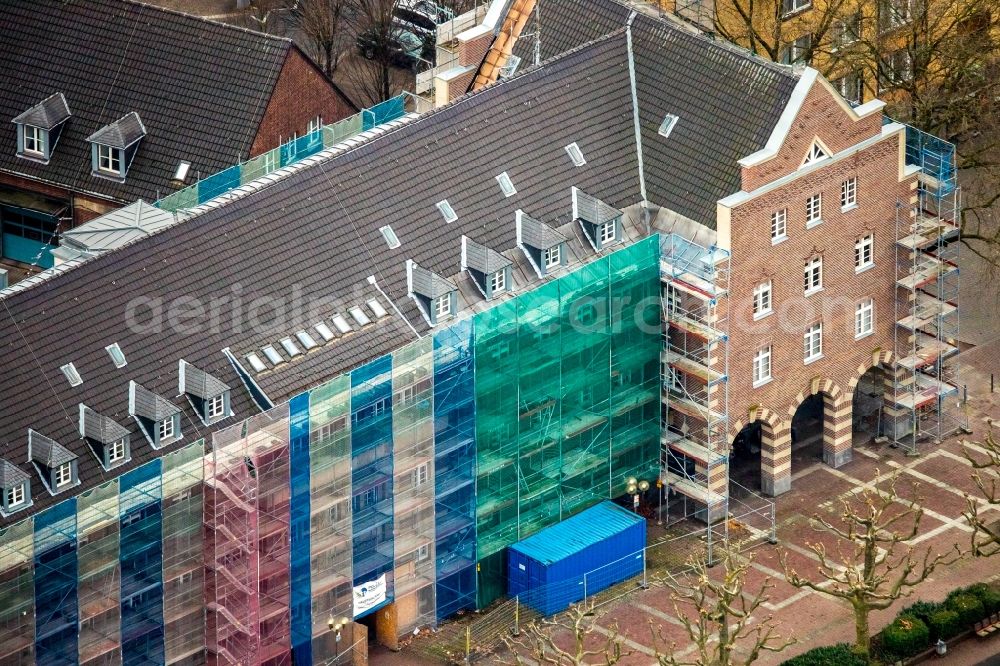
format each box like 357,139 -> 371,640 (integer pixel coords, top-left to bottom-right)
118,0 -> 294,45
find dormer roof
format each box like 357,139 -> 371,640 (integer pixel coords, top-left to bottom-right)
179,359 -> 230,399
516,210 -> 567,249
129,381 -> 181,421
79,404 -> 129,444
86,112 -> 147,149
12,92 -> 71,129
408,261 -> 457,299
462,236 -> 512,275
27,430 -> 76,467
0,458 -> 30,487
572,187 -> 622,224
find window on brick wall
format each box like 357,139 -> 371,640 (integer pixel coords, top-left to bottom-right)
753,345 -> 772,386
804,256 -> 823,294
771,208 -> 788,243
855,233 -> 874,271
841,176 -> 858,209
804,322 -> 823,362
806,193 -> 823,226
753,280 -> 772,319
855,298 -> 874,338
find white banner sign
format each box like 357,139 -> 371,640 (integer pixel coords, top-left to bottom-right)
353,574 -> 387,617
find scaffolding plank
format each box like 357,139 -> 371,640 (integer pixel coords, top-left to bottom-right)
662,431 -> 726,465
665,394 -> 725,423
666,314 -> 725,342
661,471 -> 725,506
662,350 -> 724,383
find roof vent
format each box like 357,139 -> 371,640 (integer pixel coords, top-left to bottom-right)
436,199 -> 458,223
314,321 -> 336,341
564,142 -> 586,167
658,113 -> 679,138
496,172 -> 517,197
262,345 -> 283,365
349,306 -> 371,327
60,362 -> 83,387
366,298 -> 388,318
246,352 -> 267,372
380,225 -> 401,249
106,343 -> 127,368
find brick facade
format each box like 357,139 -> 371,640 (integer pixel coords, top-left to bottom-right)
722,80 -> 915,495
249,47 -> 358,158
458,30 -> 493,68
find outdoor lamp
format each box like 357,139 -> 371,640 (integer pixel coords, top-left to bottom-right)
638,479 -> 650,492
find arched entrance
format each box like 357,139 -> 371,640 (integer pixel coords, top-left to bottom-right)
852,365 -> 886,446
729,407 -> 790,496
790,393 -> 824,473
788,379 -> 852,470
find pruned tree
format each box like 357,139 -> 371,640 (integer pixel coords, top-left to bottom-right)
964,430 -> 1000,557
781,470 -> 963,659
502,600 -> 631,665
345,0 -> 405,105
291,0 -> 352,77
236,0 -> 292,34
654,542 -> 794,666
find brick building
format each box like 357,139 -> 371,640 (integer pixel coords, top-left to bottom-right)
0,0 -> 356,279
0,0 -> 962,663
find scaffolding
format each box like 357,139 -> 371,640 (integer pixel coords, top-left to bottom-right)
891,125 -> 964,451
473,235 -> 662,607
659,234 -> 731,549
205,407 -> 292,666
77,481 -> 121,665
669,0 -> 716,33
0,518 -> 34,665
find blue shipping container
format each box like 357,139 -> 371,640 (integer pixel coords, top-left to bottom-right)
506,501 -> 646,616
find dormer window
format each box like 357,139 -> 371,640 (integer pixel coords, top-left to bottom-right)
87,112 -> 147,181
573,187 -> 622,251
461,235 -> 513,300
54,462 -> 73,488
0,458 -> 32,517
129,381 -> 182,449
28,429 -> 79,495
97,145 -> 122,174
515,210 -> 568,278
407,259 -> 458,326
490,269 -> 506,293
12,93 -> 71,164
178,359 -> 232,426
79,403 -> 131,471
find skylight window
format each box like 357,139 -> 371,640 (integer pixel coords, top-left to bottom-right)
496,172 -> 517,197
262,345 -> 283,365
436,199 -> 458,224
296,330 -> 318,350
173,161 -> 191,183
105,343 -> 127,368
564,142 -> 586,167
280,337 -> 303,357
366,298 -> 387,318
246,353 -> 267,372
658,113 -> 679,138
380,225 -> 401,249
332,314 -> 352,334
349,306 -> 371,326
314,321 -> 336,341
60,363 -> 82,387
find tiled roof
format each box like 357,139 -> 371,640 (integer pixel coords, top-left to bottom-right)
79,404 -> 130,445
0,0 -> 296,203
0,459 -> 30,488
517,209 -> 568,249
463,236 -> 512,274
410,261 -> 458,299
573,188 -> 622,225
86,112 -> 147,149
28,430 -> 76,467
179,360 -> 230,400
12,93 -> 72,130
129,382 -> 182,422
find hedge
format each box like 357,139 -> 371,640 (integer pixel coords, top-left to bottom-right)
780,644 -> 868,666
881,615 -> 930,660
946,593 -> 985,627
927,609 -> 963,641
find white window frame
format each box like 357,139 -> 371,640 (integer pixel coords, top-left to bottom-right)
771,208 -> 788,243
109,438 -> 127,463
806,193 -> 823,227
433,294 -> 452,319
23,125 -> 45,155
308,115 -> 323,134
753,281 -> 772,319
55,462 -> 73,488
543,245 -> 561,269
7,483 -> 25,507
753,346 -> 772,387
804,322 -> 823,363
207,394 -> 226,419
781,34 -> 812,64
782,0 -> 811,16
598,220 -> 617,245
855,234 -> 874,272
416,543 -> 430,561
804,256 -> 823,295
413,463 -> 428,487
835,71 -> 864,104
159,417 -> 175,441
97,144 -> 122,174
489,269 -> 506,294
841,176 -> 858,210
855,298 -> 874,338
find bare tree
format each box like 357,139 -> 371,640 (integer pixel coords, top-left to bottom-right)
502,600 -> 631,665
236,0 -> 292,34
291,0 -> 352,76
964,430 -> 1000,557
654,542 -> 794,666
781,470 -> 963,659
344,0 -> 403,105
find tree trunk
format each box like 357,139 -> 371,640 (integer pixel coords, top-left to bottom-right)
852,603 -> 870,659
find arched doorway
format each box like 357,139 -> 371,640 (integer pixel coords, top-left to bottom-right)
730,421 -> 763,492
790,393 -> 825,474
728,408 -> 791,496
852,365 -> 886,446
